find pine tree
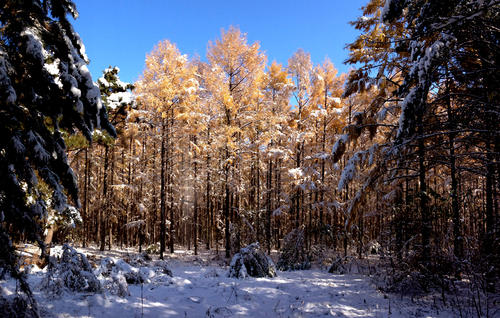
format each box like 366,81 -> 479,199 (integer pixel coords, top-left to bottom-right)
340,0 -> 499,285
0,0 -> 115,314
95,66 -> 134,251
382,0 -> 500,286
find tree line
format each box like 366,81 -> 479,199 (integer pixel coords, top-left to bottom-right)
69,0 -> 499,291
1,2 -> 498,313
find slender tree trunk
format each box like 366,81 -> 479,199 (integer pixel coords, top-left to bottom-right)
295,145 -> 301,229
159,119 -> 166,259
344,185 -> 348,258
224,147 -> 231,258
82,147 -> 89,248
276,157 -> 282,250
417,112 -> 430,265
484,139 -> 496,291
256,151 -> 261,243
320,119 -> 327,244
206,127 -> 211,250
193,135 -> 198,255
100,145 -> 109,251
169,112 -> 175,254
446,89 -> 462,261
266,159 -> 272,254
109,147 -> 115,251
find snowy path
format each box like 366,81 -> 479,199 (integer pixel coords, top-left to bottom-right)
29,264 -> 444,317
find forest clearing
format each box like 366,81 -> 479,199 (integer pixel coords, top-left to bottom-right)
3,244 -> 469,317
1,0 -> 499,317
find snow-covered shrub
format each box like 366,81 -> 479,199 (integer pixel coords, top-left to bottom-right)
110,272 -> 129,297
229,254 -> 248,278
96,255 -> 173,296
96,258 -> 131,297
277,228 -> 311,271
41,244 -> 101,294
228,242 -> 276,278
95,257 -> 114,277
152,260 -> 173,277
114,259 -> 144,284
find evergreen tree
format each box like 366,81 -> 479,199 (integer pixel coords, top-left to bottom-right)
0,1 -> 115,313
341,0 -> 499,284
382,0 -> 500,286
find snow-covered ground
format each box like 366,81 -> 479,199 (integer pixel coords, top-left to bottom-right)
2,246 -> 461,317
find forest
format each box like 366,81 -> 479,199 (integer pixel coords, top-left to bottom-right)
1,0 -> 499,317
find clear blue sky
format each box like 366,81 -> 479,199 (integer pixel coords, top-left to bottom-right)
72,0 -> 367,84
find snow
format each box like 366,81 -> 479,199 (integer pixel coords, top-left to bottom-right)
272,205 -> 288,216
0,246 -> 468,317
44,59 -> 60,76
267,148 -> 287,159
315,152 -> 330,160
71,86 -> 82,98
78,64 -> 102,113
332,97 -> 341,104
338,151 -> 365,191
107,91 -> 134,109
98,76 -> 110,87
288,167 -> 304,179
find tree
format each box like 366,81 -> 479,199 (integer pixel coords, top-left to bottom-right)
260,61 -> 293,253
0,0 -> 114,314
382,0 -> 500,286
135,40 -> 198,258
339,0 -> 499,288
205,26 -> 266,257
309,59 -> 344,245
287,49 -> 314,230
95,66 -> 134,251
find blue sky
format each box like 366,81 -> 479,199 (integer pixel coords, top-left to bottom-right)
73,0 -> 367,84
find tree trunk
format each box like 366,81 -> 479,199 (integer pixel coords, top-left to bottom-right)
266,159 -> 272,254
206,127 -> 211,250
417,112 -> 430,265
100,145 -> 109,252
446,88 -> 462,262
160,119 -> 166,259
82,147 -> 89,248
193,135 -> 198,255
168,113 -> 175,254
224,147 -> 231,258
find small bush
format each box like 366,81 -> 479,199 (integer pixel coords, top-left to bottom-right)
277,228 -> 311,271
228,242 -> 277,278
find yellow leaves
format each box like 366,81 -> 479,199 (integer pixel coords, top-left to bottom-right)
223,92 -> 234,107
207,26 -> 266,108
226,125 -> 241,137
136,39 -> 201,127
